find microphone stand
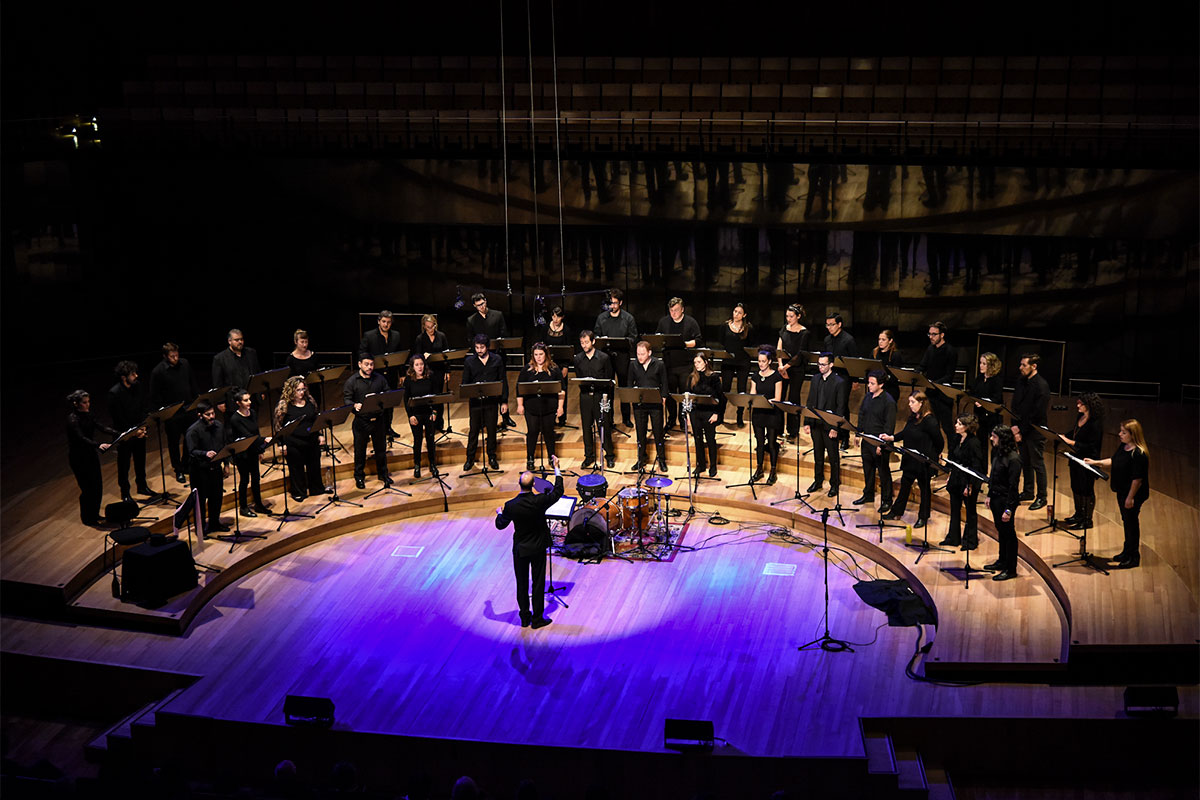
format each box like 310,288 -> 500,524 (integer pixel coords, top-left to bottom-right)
798,508 -> 854,653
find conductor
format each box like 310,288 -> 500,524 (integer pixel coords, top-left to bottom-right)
494,455 -> 564,630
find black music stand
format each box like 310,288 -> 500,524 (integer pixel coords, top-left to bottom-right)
834,356 -> 885,461
1053,455 -> 1110,575
518,380 -> 573,477
187,386 -> 234,413
426,349 -> 470,442
616,386 -> 664,475
458,381 -> 505,486
595,336 -> 634,434
769,401 -> 818,513
210,435 -> 265,552
146,402 -> 185,505
724,393 -> 775,498
249,367 -> 292,475
545,345 -> 578,430
271,417 -> 315,531
570,377 -> 619,474
888,442 -> 951,564
305,364 -> 350,454
854,433 -> 906,541
938,458 -> 991,588
407,392 -> 454,510
696,349 -> 737,438
808,408 -> 859,524
309,404 -> 364,513
1024,422 -> 1071,538
359,390 -> 412,500
373,352 -> 412,447
798,507 -> 855,654
670,392 -> 719,504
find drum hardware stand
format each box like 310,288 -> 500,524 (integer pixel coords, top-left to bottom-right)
798,508 -> 855,654
770,402 -> 818,514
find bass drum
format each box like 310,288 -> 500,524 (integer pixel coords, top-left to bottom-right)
610,487 -> 650,532
566,503 -> 609,545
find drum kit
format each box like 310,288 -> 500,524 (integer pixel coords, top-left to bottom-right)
569,473 -> 675,555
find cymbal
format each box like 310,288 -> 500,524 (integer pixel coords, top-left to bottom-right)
644,476 -> 673,489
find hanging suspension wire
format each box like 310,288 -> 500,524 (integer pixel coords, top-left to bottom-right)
499,0 -> 512,297
549,0 -> 568,307
525,0 -> 542,310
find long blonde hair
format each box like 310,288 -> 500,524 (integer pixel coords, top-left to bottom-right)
275,376 -> 307,428
1121,418 -> 1149,456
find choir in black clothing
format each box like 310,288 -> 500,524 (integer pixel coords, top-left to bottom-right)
1085,418 -> 1150,568
229,389 -> 271,516
881,391 -> 944,527
984,426 -> 1023,580
749,348 -> 783,485
594,288 -> 638,427
854,371 -> 897,512
461,334 -> 508,471
517,344 -> 566,470
403,354 -> 440,478
109,360 -> 153,502
573,330 -> 615,469
1058,392 -> 1105,531
66,390 -> 115,525
685,353 -> 725,478
276,376 -> 326,500
719,304 -> 752,426
185,403 -> 228,532
1011,354 -> 1051,509
343,355 -> 392,489
628,340 -> 668,472
776,304 -> 811,441
805,353 -> 848,496
918,321 -> 958,454
655,297 -> 703,431
942,415 -> 985,550
149,343 -> 199,483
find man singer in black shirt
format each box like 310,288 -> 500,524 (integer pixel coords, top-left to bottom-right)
343,352 -> 393,490
358,309 -> 405,440
211,329 -> 261,414
1011,353 -> 1051,510
494,455 -> 563,629
854,370 -> 897,512
185,402 -> 229,533
628,339 -> 669,472
109,360 -> 153,503
654,297 -> 703,431
805,353 -> 848,497
918,321 -> 958,454
593,288 -> 638,428
574,330 -> 616,469
465,293 -> 516,430
150,342 -> 199,484
461,334 -> 508,471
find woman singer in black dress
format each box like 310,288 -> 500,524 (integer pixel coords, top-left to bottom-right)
66,390 -> 115,525
517,344 -> 566,471
286,329 -> 316,378
228,389 -> 272,516
776,304 -> 811,441
971,351 -> 1003,462
538,307 -> 573,426
881,390 -> 944,528
872,328 -> 904,402
686,352 -> 725,477
1086,418 -> 1150,568
1058,392 -> 1104,530
941,414 -> 985,549
749,347 -> 784,485
986,426 -> 1023,580
403,354 -> 441,478
720,303 -> 752,427
275,376 -> 325,501
413,314 -> 451,431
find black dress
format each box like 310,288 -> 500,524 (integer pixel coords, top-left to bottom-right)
404,374 -> 440,470
750,369 -> 783,469
970,372 -> 1003,457
777,326 -> 811,435
228,410 -> 266,509
286,352 -> 316,378
720,323 -> 752,418
281,401 -> 324,497
518,367 -> 562,461
945,434 -> 985,546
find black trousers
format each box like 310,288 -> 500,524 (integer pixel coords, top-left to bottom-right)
947,483 -> 978,545
525,412 -> 557,460
634,405 -> 665,465
1118,495 -> 1147,556
930,395 -> 954,455
688,409 -> 719,470
784,373 -> 805,436
1019,432 -> 1048,498
811,424 -> 841,487
409,415 -> 438,468
190,464 -> 224,530
513,544 -> 548,619
234,452 -> 263,508
860,441 -> 892,501
752,412 -> 781,468
69,451 -> 103,524
466,401 -> 499,462
165,415 -> 189,474
352,416 -> 388,480
116,438 -> 148,494
1068,462 -> 1097,498
891,464 -> 932,520
991,498 -> 1018,572
664,366 -> 691,427
721,364 -> 749,421
611,354 -> 632,423
286,440 -> 324,495
578,393 -> 613,460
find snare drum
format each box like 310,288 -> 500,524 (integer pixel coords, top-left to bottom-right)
613,487 -> 650,532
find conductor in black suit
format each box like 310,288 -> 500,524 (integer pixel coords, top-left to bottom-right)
495,455 -> 563,629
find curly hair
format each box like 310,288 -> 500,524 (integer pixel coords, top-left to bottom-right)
991,424 -> 1018,455
980,352 -> 1002,378
1077,391 -> 1105,422
274,376 -> 307,428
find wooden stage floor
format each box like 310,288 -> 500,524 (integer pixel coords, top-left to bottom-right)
2,395 -> 1198,762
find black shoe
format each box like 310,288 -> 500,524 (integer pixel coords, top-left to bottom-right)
852,495 -> 872,505
630,462 -> 644,472
656,459 -> 668,472
292,491 -> 308,502
1110,550 -> 1129,562
622,418 -> 633,428
463,461 -> 474,472
882,511 -> 904,521
136,484 -> 156,496
787,434 -> 798,444
1017,492 -> 1035,502
708,465 -> 718,478
914,517 -> 927,528
736,419 -> 746,428
807,480 -> 823,493
767,471 -> 778,485
1066,519 -> 1091,530
322,485 -> 335,494
354,478 -> 365,490
693,465 -> 705,478
210,523 -> 232,533
526,459 -> 535,471
430,464 -> 440,477
962,540 -> 978,551
253,503 -> 271,514
531,617 -> 553,629
413,466 -> 422,478
520,611 -> 532,628
839,441 -> 849,451
489,457 -> 500,470
1029,498 -> 1047,511
606,457 -> 616,468
939,536 -> 960,546
992,570 -> 1017,581
826,486 -> 838,498
878,501 -> 892,515
1060,512 -> 1081,525
240,506 -> 257,518
381,475 -> 393,487
983,560 -> 1003,571
1118,554 -> 1140,568
581,458 -> 596,469
175,471 -> 187,483
120,493 -> 134,504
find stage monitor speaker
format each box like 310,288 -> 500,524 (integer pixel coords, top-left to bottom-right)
664,717 -> 714,751
284,694 -> 335,728
1124,686 -> 1178,717
121,538 -> 197,606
